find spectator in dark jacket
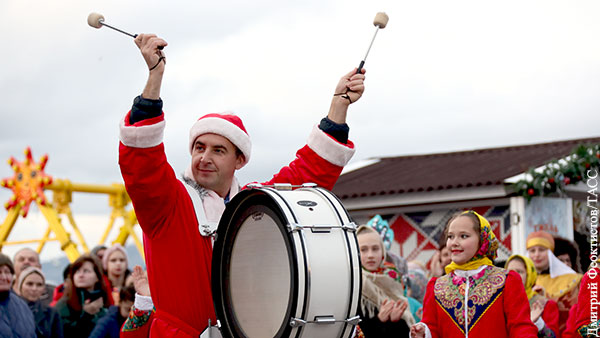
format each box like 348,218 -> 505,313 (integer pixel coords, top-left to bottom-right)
0,253 -> 36,337
50,263 -> 71,307
17,266 -> 64,338
55,255 -> 109,337
90,285 -> 136,338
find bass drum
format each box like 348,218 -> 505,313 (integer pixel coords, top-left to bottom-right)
212,186 -> 361,338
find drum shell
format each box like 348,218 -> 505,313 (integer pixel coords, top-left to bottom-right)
212,187 -> 361,338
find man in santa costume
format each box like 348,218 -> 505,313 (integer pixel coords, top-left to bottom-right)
118,34 -> 365,337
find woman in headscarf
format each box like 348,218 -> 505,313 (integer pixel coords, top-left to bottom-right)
355,225 -> 414,337
16,266 -> 64,337
527,231 -> 582,333
505,254 -> 559,337
411,210 -> 537,338
0,253 -> 36,337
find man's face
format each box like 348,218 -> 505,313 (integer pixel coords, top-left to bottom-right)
14,249 -> 40,276
191,133 -> 244,197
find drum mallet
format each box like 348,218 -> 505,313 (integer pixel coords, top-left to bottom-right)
356,12 -> 389,74
87,12 -> 164,50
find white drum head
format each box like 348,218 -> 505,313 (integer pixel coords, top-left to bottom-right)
213,192 -> 300,338
229,211 -> 292,337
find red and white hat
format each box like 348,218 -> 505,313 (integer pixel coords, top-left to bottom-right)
188,113 -> 251,165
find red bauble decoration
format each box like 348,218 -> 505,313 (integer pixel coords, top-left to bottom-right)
586,163 -> 591,169
548,177 -> 555,184
527,188 -> 535,195
564,177 -> 571,185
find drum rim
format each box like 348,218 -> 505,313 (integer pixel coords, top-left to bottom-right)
212,189 -> 302,338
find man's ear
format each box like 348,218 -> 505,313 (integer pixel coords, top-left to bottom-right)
235,154 -> 246,170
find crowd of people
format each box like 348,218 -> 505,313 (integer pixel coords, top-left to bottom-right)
356,212 -> 589,338
0,244 -> 147,337
0,30 -> 596,338
0,214 -> 593,338
0,212 -> 593,338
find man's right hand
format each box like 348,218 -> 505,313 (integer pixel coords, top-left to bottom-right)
135,34 -> 168,100
134,34 -> 168,73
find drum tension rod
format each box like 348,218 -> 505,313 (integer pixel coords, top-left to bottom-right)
290,315 -> 362,327
287,222 -> 357,233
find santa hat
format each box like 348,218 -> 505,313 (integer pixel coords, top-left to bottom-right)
188,113 -> 251,166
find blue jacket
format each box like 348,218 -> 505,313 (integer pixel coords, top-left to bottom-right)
0,291 -> 36,338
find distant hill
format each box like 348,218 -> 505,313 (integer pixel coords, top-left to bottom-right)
41,244 -> 145,285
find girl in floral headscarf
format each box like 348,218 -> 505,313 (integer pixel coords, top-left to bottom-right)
505,255 -> 560,337
410,210 -> 538,338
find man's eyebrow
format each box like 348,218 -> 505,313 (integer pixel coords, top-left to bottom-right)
194,141 -> 228,151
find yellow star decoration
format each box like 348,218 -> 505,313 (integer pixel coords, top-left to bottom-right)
1,147 -> 52,217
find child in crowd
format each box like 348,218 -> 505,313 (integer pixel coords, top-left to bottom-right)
103,244 -> 131,305
355,225 -> 413,337
89,285 -> 136,338
505,254 -> 560,337
410,210 -> 538,338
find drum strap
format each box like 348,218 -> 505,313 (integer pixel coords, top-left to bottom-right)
179,178 -> 218,237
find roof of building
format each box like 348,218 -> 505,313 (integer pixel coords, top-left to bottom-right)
333,137 -> 600,200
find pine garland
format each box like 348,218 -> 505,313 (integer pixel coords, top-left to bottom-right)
512,143 -> 600,200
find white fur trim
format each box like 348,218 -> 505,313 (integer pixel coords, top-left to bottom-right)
134,293 -> 154,311
307,125 -> 355,167
188,116 -> 251,163
119,118 -> 165,148
534,317 -> 546,332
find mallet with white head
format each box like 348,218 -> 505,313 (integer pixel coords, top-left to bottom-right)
87,12 -> 164,50
356,12 -> 389,74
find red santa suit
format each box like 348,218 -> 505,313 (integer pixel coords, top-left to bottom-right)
419,266 -> 538,338
119,109 -> 355,337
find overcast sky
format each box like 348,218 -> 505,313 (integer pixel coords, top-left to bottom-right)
1,0 -> 599,259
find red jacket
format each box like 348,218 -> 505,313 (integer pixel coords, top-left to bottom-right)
420,267 -> 538,338
119,111 -> 355,337
562,268 -> 598,338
